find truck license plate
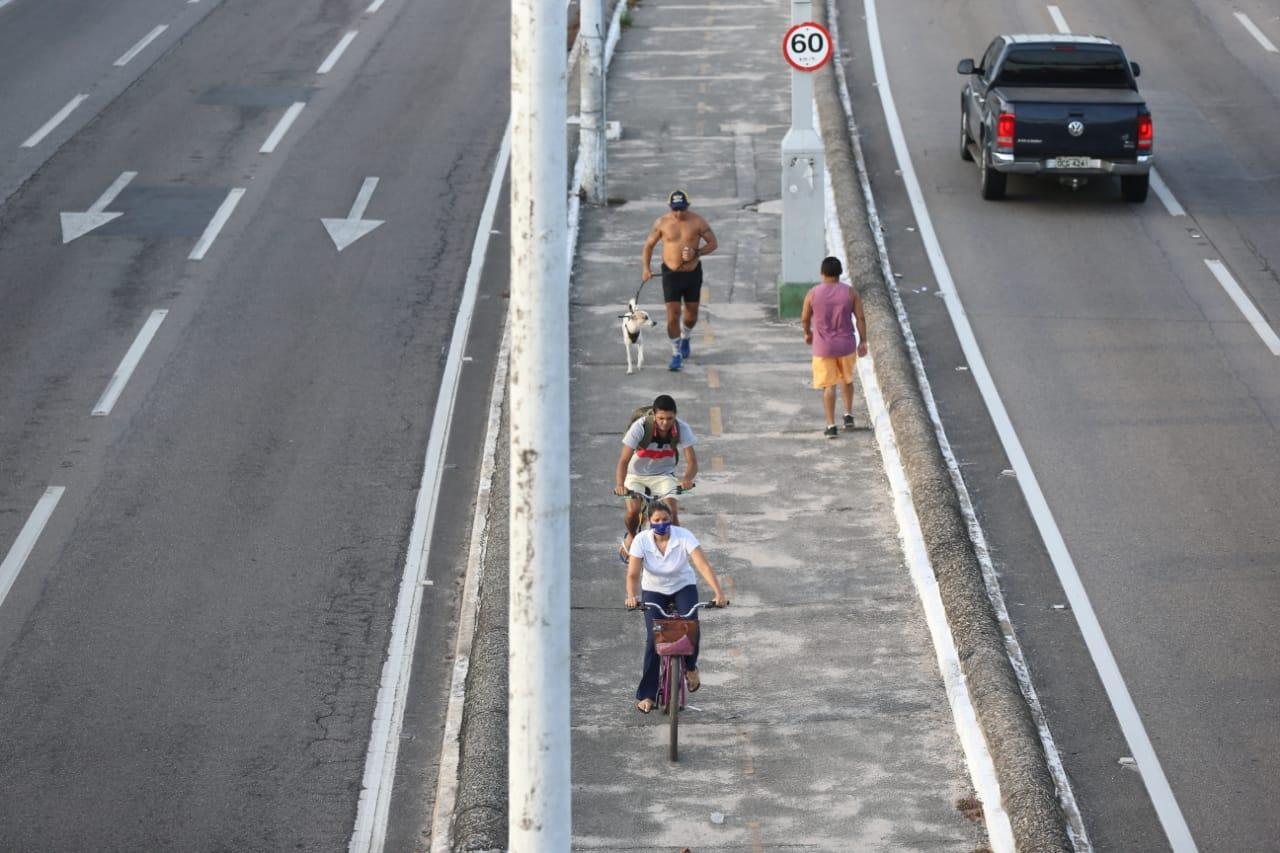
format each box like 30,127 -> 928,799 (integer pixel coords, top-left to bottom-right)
1054,156 -> 1092,169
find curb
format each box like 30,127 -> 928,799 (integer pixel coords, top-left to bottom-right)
812,2 -> 1074,850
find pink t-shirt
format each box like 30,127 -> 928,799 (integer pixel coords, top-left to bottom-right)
808,281 -> 856,358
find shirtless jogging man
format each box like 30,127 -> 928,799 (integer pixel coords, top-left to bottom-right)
641,189 -> 718,371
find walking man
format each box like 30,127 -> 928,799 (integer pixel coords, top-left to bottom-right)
641,189 -> 718,371
801,256 -> 868,438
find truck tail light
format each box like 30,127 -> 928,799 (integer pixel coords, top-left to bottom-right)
995,112 -> 1015,152
1137,114 -> 1153,150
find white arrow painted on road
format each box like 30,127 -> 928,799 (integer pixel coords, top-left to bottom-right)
61,171 -> 136,244
322,177 -> 385,251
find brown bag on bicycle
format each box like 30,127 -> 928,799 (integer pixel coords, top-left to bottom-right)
654,618 -> 698,655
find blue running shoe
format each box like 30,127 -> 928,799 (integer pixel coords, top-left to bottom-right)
679,337 -> 691,359
668,353 -> 683,371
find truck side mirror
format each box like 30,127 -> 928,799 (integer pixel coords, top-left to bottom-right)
1130,61 -> 1141,78
957,58 -> 976,75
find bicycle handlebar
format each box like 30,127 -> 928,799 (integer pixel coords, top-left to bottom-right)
627,600 -> 727,618
616,483 -> 694,501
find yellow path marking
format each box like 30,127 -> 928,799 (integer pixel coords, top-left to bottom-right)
747,819 -> 764,852
716,512 -> 729,543
711,455 -> 725,472
704,328 -> 715,344
709,406 -> 723,435
706,366 -> 720,388
701,285 -> 710,303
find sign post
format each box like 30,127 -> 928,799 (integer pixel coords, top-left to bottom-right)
778,2 -> 831,317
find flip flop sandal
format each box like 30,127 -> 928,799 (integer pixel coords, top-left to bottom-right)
618,539 -> 629,564
636,698 -> 655,714
685,670 -> 701,692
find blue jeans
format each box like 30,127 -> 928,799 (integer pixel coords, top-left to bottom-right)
636,584 -> 700,701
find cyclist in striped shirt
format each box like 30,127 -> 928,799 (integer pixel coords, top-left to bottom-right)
613,394 -> 699,561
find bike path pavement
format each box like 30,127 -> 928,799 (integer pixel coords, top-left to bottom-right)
564,1 -> 990,848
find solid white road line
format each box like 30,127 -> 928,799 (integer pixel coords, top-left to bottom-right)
1234,12 -> 1279,52
1047,5 -> 1070,34
365,0 -> 386,12
1149,169 -> 1186,217
317,31 -> 358,74
114,24 -> 168,66
259,102 -> 306,154
1204,259 -> 1280,355
188,187 -> 245,260
91,310 -> 169,416
866,1 -> 1199,850
0,487 -> 65,611
22,94 -> 89,148
347,119 -> 512,853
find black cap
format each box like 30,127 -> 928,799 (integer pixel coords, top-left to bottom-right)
668,189 -> 690,210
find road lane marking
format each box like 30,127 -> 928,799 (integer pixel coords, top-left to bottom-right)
317,31 -> 358,74
709,405 -> 723,435
1149,169 -> 1185,217
0,487 -> 65,611
114,24 -> 168,66
61,170 -> 136,243
866,1 -> 1197,849
365,0 -> 386,12
259,101 -> 305,153
92,310 -> 168,415
0,0 -> 16,9
1204,259 -> 1280,355
351,118 -> 512,853
323,177 -> 385,251
22,94 -> 89,148
1047,5 -> 1070,33
706,366 -> 720,388
1234,12 -> 1279,52
188,187 -> 246,260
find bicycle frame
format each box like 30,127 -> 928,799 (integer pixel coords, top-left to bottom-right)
630,600 -> 720,761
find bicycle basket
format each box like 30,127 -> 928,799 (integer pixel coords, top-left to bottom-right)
653,618 -> 698,655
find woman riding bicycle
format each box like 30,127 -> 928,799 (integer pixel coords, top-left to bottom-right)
625,501 -> 728,713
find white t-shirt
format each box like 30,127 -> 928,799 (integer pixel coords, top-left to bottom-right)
622,416 -> 698,477
628,526 -> 700,595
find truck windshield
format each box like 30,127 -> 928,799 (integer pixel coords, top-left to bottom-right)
994,46 -> 1133,88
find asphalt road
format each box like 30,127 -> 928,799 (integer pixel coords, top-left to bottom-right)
836,0 -> 1280,850
0,0 -> 510,849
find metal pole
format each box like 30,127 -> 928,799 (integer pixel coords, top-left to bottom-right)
580,0 -> 607,203
510,0 -> 571,849
778,0 -> 825,317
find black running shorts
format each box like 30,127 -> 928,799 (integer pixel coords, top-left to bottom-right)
661,263 -> 703,304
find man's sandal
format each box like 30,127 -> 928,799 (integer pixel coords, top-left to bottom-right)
685,669 -> 701,692
636,698 -> 655,714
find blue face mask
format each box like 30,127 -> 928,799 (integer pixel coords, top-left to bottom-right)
651,521 -> 672,536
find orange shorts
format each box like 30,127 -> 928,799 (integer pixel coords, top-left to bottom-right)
811,354 -> 855,388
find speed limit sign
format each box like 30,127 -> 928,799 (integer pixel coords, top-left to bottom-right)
782,21 -> 832,72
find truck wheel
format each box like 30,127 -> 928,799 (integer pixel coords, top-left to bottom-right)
980,145 -> 1007,200
960,110 -> 973,161
1122,174 -> 1149,203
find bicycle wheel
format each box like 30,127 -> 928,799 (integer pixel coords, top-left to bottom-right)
667,654 -> 681,761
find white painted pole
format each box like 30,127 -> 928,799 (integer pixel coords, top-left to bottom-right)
779,0 -> 825,313
580,0 -> 607,203
510,0 -> 571,849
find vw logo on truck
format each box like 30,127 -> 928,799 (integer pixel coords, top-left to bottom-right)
1068,120 -> 1085,137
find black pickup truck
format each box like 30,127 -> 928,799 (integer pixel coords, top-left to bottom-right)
957,34 -> 1153,201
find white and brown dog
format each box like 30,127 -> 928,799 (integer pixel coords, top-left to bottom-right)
619,299 -> 658,374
